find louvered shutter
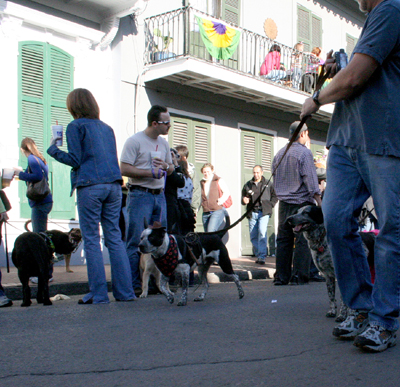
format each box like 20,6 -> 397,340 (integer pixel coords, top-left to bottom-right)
297,6 -> 311,51
243,135 -> 256,169
222,0 -> 240,26
20,44 -> 45,153
261,138 -> 272,173
18,42 -> 75,220
346,34 -> 358,57
311,15 -> 322,49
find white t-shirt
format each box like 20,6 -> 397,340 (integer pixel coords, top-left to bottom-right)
120,131 -> 172,189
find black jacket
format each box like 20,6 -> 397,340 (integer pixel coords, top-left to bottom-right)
241,176 -> 278,218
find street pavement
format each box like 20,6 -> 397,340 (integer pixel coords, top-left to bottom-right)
1,256 -> 275,300
1,280 -> 398,387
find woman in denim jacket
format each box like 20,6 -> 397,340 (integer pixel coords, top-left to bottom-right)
47,88 -> 134,304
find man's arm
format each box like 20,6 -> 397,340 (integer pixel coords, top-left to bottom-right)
121,162 -> 164,179
301,53 -> 379,119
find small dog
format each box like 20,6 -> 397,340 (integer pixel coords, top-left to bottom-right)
139,253 -> 168,298
138,221 -> 244,306
287,205 -> 376,322
12,228 -> 82,307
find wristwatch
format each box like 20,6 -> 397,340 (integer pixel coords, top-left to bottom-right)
312,90 -> 321,107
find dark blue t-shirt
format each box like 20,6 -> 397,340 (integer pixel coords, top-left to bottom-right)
327,0 -> 400,157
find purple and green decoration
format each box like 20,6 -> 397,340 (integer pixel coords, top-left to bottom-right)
195,16 -> 241,60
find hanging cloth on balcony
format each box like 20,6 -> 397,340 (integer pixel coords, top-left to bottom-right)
195,16 -> 241,60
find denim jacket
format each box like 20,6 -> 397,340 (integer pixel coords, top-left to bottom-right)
47,118 -> 122,195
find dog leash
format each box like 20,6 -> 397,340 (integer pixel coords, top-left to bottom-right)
201,66 -> 331,236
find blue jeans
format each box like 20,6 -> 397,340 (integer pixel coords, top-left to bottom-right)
77,183 -> 134,303
126,189 -> 167,289
249,211 -> 270,260
0,268 -> 5,297
31,202 -> 53,233
266,70 -> 286,82
202,209 -> 226,232
323,145 -> 400,331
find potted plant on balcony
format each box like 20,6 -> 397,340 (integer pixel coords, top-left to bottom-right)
152,28 -> 175,62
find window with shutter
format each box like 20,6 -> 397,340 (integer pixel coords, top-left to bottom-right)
18,41 -> 75,220
297,5 -> 322,52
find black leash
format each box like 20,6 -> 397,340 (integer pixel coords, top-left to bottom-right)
4,222 -> 9,273
201,65 -> 331,236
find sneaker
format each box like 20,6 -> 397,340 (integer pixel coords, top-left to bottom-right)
332,311 -> 369,339
30,277 -> 38,284
0,295 -> 13,307
354,325 -> 397,352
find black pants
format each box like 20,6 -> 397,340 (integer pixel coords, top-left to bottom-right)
275,201 -> 313,284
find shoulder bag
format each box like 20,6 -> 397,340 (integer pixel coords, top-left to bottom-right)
26,157 -> 51,201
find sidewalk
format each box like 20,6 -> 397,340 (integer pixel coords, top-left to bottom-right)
1,256 -> 276,300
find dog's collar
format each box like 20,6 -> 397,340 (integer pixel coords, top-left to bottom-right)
153,235 -> 179,277
39,232 -> 55,252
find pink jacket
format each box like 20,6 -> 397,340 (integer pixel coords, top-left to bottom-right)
260,51 -> 281,76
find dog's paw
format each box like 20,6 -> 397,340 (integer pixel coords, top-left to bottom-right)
238,289 -> 245,299
139,292 -> 148,298
166,295 -> 174,304
194,296 -> 204,302
177,300 -> 187,306
335,314 -> 347,323
326,309 -> 337,318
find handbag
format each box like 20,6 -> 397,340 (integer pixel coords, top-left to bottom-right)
26,157 -> 51,201
217,181 -> 232,209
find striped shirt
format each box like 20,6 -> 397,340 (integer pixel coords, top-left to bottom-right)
272,142 -> 320,204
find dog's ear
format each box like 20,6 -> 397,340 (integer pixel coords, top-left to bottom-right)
144,217 -> 149,229
309,206 -> 324,224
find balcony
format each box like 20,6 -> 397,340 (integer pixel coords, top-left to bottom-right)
143,7 -> 333,122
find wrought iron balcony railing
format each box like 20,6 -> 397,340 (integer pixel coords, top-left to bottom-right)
144,7 -> 321,94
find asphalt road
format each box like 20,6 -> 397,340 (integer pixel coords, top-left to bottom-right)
1,280 -> 399,387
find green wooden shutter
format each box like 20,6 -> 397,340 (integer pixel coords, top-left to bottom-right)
220,0 -> 240,69
169,115 -> 211,231
297,6 -> 322,52
18,42 -> 75,220
346,34 -> 358,57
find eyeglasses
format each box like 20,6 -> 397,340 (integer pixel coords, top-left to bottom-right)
157,121 -> 170,125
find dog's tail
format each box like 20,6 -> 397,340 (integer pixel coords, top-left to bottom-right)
24,220 -> 32,232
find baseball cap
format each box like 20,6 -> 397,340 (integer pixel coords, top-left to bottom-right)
289,121 -> 308,136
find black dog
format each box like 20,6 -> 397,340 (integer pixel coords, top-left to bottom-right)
287,205 -> 376,322
138,220 -> 244,306
12,228 -> 82,307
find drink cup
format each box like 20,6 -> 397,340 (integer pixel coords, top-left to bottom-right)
2,168 -> 14,188
150,151 -> 161,166
51,124 -> 63,146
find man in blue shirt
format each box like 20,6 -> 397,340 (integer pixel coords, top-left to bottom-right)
301,0 -> 400,352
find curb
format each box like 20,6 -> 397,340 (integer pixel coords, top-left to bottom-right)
5,268 -> 271,300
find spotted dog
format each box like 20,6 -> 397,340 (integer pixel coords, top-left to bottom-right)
138,221 -> 244,306
12,228 -> 82,307
287,205 -> 376,322
139,253 -> 168,298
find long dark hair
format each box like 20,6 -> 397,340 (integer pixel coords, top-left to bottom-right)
67,88 -> 100,120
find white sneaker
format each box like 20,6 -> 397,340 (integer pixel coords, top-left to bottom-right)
30,277 -> 38,284
354,325 -> 397,352
0,295 -> 13,307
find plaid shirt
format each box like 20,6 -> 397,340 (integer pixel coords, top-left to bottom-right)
272,142 -> 320,204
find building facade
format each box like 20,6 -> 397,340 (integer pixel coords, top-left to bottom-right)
0,0 -> 365,266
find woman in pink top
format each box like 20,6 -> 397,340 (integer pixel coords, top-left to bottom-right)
260,44 -> 286,81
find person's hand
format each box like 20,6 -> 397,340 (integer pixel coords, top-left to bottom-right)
152,157 -> 168,170
154,167 -> 165,179
50,136 -> 58,147
0,212 -> 9,221
13,167 -> 22,177
324,50 -> 337,78
243,197 -> 250,204
300,97 -> 320,120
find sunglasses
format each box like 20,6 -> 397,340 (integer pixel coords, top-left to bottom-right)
157,121 -> 170,125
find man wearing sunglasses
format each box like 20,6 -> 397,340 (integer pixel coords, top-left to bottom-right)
120,105 -> 174,296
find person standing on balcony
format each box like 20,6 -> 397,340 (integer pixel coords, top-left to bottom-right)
291,41 -> 304,89
301,0 -> 400,353
120,105 -> 174,296
241,165 -> 278,265
272,122 -> 321,286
